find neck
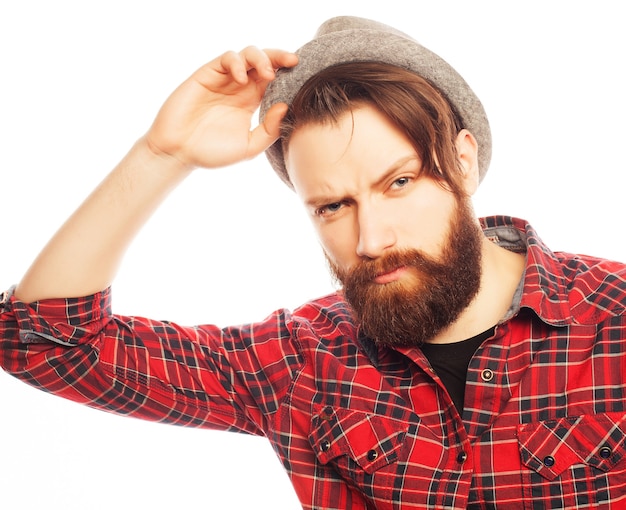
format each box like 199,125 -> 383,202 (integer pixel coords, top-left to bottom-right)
426,237 -> 526,344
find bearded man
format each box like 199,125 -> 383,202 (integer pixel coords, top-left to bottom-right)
2,16 -> 626,510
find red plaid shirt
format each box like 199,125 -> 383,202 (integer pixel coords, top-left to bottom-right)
2,216 -> 626,509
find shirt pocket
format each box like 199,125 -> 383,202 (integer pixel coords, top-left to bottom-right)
308,406 -> 409,499
517,413 -> 626,508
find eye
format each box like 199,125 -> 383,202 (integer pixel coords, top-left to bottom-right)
316,201 -> 344,217
391,176 -> 411,189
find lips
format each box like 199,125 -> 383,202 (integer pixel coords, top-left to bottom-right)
373,266 -> 408,284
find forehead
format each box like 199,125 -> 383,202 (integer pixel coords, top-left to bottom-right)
285,105 -> 418,198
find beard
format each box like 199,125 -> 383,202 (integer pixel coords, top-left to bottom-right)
328,199 -> 483,347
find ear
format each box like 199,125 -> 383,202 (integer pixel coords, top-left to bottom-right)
455,129 -> 480,196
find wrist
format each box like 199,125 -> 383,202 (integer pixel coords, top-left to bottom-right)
137,135 -> 195,176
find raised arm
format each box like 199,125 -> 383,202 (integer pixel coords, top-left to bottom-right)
15,47 -> 297,303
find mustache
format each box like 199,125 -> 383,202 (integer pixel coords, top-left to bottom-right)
335,248 -> 448,286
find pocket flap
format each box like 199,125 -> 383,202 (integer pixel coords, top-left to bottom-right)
308,406 -> 408,475
517,413 -> 626,481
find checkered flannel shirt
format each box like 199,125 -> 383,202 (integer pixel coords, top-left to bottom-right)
3,216 -> 626,509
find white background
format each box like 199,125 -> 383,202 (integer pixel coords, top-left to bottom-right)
1,1 -> 624,508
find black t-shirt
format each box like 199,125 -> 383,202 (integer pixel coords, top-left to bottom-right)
420,327 -> 495,414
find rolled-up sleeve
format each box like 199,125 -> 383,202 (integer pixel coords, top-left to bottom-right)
0,287 -> 303,435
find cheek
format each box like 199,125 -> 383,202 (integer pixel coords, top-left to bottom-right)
397,185 -> 457,250
316,222 -> 359,269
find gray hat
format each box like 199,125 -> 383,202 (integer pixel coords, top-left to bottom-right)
260,16 -> 492,188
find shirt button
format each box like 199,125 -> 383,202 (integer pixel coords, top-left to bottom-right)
457,451 -> 467,463
600,446 -> 612,459
543,455 -> 555,467
367,449 -> 378,461
480,369 -> 494,382
320,440 -> 331,452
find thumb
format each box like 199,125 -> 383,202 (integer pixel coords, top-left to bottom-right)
246,102 -> 289,158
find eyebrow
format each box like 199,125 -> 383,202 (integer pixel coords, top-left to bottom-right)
304,155 -> 420,209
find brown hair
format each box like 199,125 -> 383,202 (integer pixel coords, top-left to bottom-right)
280,61 -> 467,196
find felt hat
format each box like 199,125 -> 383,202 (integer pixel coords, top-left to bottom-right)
260,16 -> 492,188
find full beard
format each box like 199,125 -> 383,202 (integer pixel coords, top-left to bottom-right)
328,199 -> 483,347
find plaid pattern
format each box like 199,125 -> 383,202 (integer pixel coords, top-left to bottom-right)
2,216 -> 626,509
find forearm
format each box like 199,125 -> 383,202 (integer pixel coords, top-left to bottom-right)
1,285 -> 298,434
13,47 -> 297,303
15,138 -> 192,302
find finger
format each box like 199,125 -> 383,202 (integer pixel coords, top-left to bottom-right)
236,47 -> 298,84
217,50 -> 250,84
245,48 -> 299,97
196,48 -> 297,89
239,46 -> 277,82
246,102 -> 289,158
263,49 -> 299,71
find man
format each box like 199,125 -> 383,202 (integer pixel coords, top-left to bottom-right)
2,15 -> 626,509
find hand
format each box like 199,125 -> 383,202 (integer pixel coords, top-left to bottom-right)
144,47 -> 298,170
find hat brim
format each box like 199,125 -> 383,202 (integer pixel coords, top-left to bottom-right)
260,16 -> 491,188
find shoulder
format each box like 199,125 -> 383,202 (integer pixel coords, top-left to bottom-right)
556,251 -> 626,323
292,292 -> 358,335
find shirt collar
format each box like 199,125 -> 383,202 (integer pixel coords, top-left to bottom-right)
480,216 -> 573,326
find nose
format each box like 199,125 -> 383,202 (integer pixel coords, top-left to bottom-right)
355,205 -> 396,259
